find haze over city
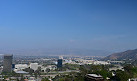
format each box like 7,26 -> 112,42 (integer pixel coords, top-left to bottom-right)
1,0 -> 137,81
0,0 -> 137,56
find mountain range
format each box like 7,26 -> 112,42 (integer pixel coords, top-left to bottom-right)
104,49 -> 137,60
0,49 -> 111,56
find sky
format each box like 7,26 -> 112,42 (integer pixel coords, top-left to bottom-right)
0,0 -> 137,52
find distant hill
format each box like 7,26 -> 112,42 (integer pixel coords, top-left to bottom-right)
0,49 -> 111,56
103,49 -> 137,60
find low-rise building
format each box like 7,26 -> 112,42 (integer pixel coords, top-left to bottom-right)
30,63 -> 38,71
85,74 -> 104,81
93,61 -> 110,65
14,64 -> 28,71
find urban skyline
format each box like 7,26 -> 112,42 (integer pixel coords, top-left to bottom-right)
0,0 -> 137,81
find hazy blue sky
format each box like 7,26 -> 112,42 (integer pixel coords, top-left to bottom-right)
0,0 -> 137,52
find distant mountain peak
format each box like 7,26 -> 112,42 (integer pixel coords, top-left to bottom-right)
103,49 -> 137,60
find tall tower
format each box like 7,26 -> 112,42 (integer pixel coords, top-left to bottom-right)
3,54 -> 13,72
57,56 -> 63,68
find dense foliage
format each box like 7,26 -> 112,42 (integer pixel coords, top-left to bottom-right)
53,64 -> 137,81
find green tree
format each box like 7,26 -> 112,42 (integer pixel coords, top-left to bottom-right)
115,70 -> 131,81
46,68 -> 50,73
42,77 -> 50,81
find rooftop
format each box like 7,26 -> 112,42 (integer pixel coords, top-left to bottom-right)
16,71 -> 29,74
4,54 -> 13,56
87,74 -> 102,78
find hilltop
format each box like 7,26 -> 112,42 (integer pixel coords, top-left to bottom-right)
104,49 -> 137,60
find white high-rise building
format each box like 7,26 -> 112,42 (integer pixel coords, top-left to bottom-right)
30,63 -> 38,71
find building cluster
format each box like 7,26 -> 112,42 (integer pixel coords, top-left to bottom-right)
1,54 -> 111,74
0,54 -> 63,81
1,55 -> 58,73
64,58 -> 110,65
0,54 -> 126,81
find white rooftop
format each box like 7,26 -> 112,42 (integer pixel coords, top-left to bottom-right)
16,71 -> 29,74
87,74 -> 102,77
